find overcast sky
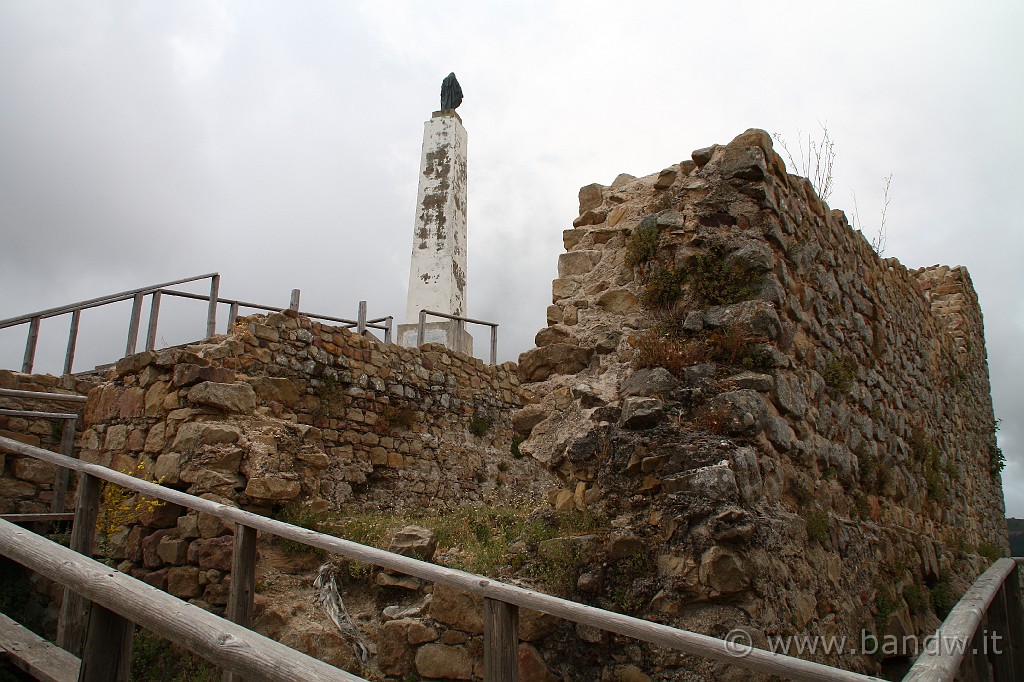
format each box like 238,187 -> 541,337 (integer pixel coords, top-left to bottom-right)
1,1 -> 1021,517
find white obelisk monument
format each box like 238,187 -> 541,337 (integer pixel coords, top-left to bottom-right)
398,73 -> 472,352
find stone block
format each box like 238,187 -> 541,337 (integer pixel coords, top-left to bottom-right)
187,381 -> 257,413
415,643 -> 472,680
167,566 -> 202,599
429,583 -> 483,634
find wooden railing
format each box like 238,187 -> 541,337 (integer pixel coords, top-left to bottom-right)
0,388 -> 85,516
0,431 -> 1021,681
0,274 -> 393,375
416,309 -> 499,364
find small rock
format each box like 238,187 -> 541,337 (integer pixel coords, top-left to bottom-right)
620,396 -> 664,429
415,643 -> 472,680
375,572 -> 421,590
186,381 -> 257,413
578,183 -> 605,213
698,545 -> 751,594
621,367 -> 678,398
653,167 -> 678,189
691,145 -> 718,167
611,173 -> 637,190
388,525 -> 437,561
729,371 -> 774,392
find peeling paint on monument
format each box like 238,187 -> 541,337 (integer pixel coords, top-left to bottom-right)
403,111 -> 468,327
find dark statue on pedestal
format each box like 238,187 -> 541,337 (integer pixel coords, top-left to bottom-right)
440,72 -> 463,110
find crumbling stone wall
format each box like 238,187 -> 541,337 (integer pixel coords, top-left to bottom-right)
513,128 -> 1006,679
74,310 -> 553,615
0,370 -> 97,514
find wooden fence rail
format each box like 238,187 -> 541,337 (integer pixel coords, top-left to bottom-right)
0,518 -> 365,682
0,434 -> 890,682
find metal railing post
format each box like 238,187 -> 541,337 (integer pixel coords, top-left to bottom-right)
384,316 -> 393,344
207,274 -> 221,337
490,324 -> 498,365
145,291 -> 162,351
63,310 -> 80,375
125,293 -> 144,356
289,289 -> 300,312
22,316 -> 40,373
418,310 -> 426,346
357,301 -> 367,335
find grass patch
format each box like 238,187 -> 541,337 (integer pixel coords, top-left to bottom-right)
510,434 -> 526,458
312,376 -> 342,420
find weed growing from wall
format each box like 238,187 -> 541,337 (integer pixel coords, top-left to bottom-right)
822,354 -> 857,393
625,216 -> 660,267
640,266 -> 684,309
98,462 -> 164,552
691,244 -> 759,306
469,414 -> 492,437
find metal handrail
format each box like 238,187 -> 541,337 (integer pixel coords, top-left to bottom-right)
1,274 -> 394,374
0,273 -> 218,329
416,308 -> 499,364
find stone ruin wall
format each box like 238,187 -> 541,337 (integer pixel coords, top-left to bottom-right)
0,311 -> 556,659
0,129 -> 1009,681
510,128 -> 1005,678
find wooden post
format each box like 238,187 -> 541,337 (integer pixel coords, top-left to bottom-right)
289,289 -> 300,312
22,316 -> 40,374
224,524 -> 258,682
145,291 -> 162,351
50,417 -> 77,513
78,604 -> 133,682
125,293 -> 144,356
207,274 -> 221,337
489,325 -> 498,365
484,598 -> 519,682
64,309 -> 81,375
456,318 -> 466,353
57,472 -> 102,655
418,310 -> 426,346
384,316 -> 393,344
357,301 -> 367,335
228,302 -> 240,328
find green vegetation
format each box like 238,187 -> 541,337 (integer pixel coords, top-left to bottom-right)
822,354 -> 857,393
468,414 -> 492,437
382,404 -> 417,432
977,541 -> 1003,563
640,266 -> 684,309
312,376 -> 342,420
902,582 -> 927,614
802,508 -> 830,545
131,630 -> 217,681
691,243 -> 759,305
624,216 -> 660,267
929,578 -> 958,618
274,503 -> 605,592
510,434 -> 526,458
